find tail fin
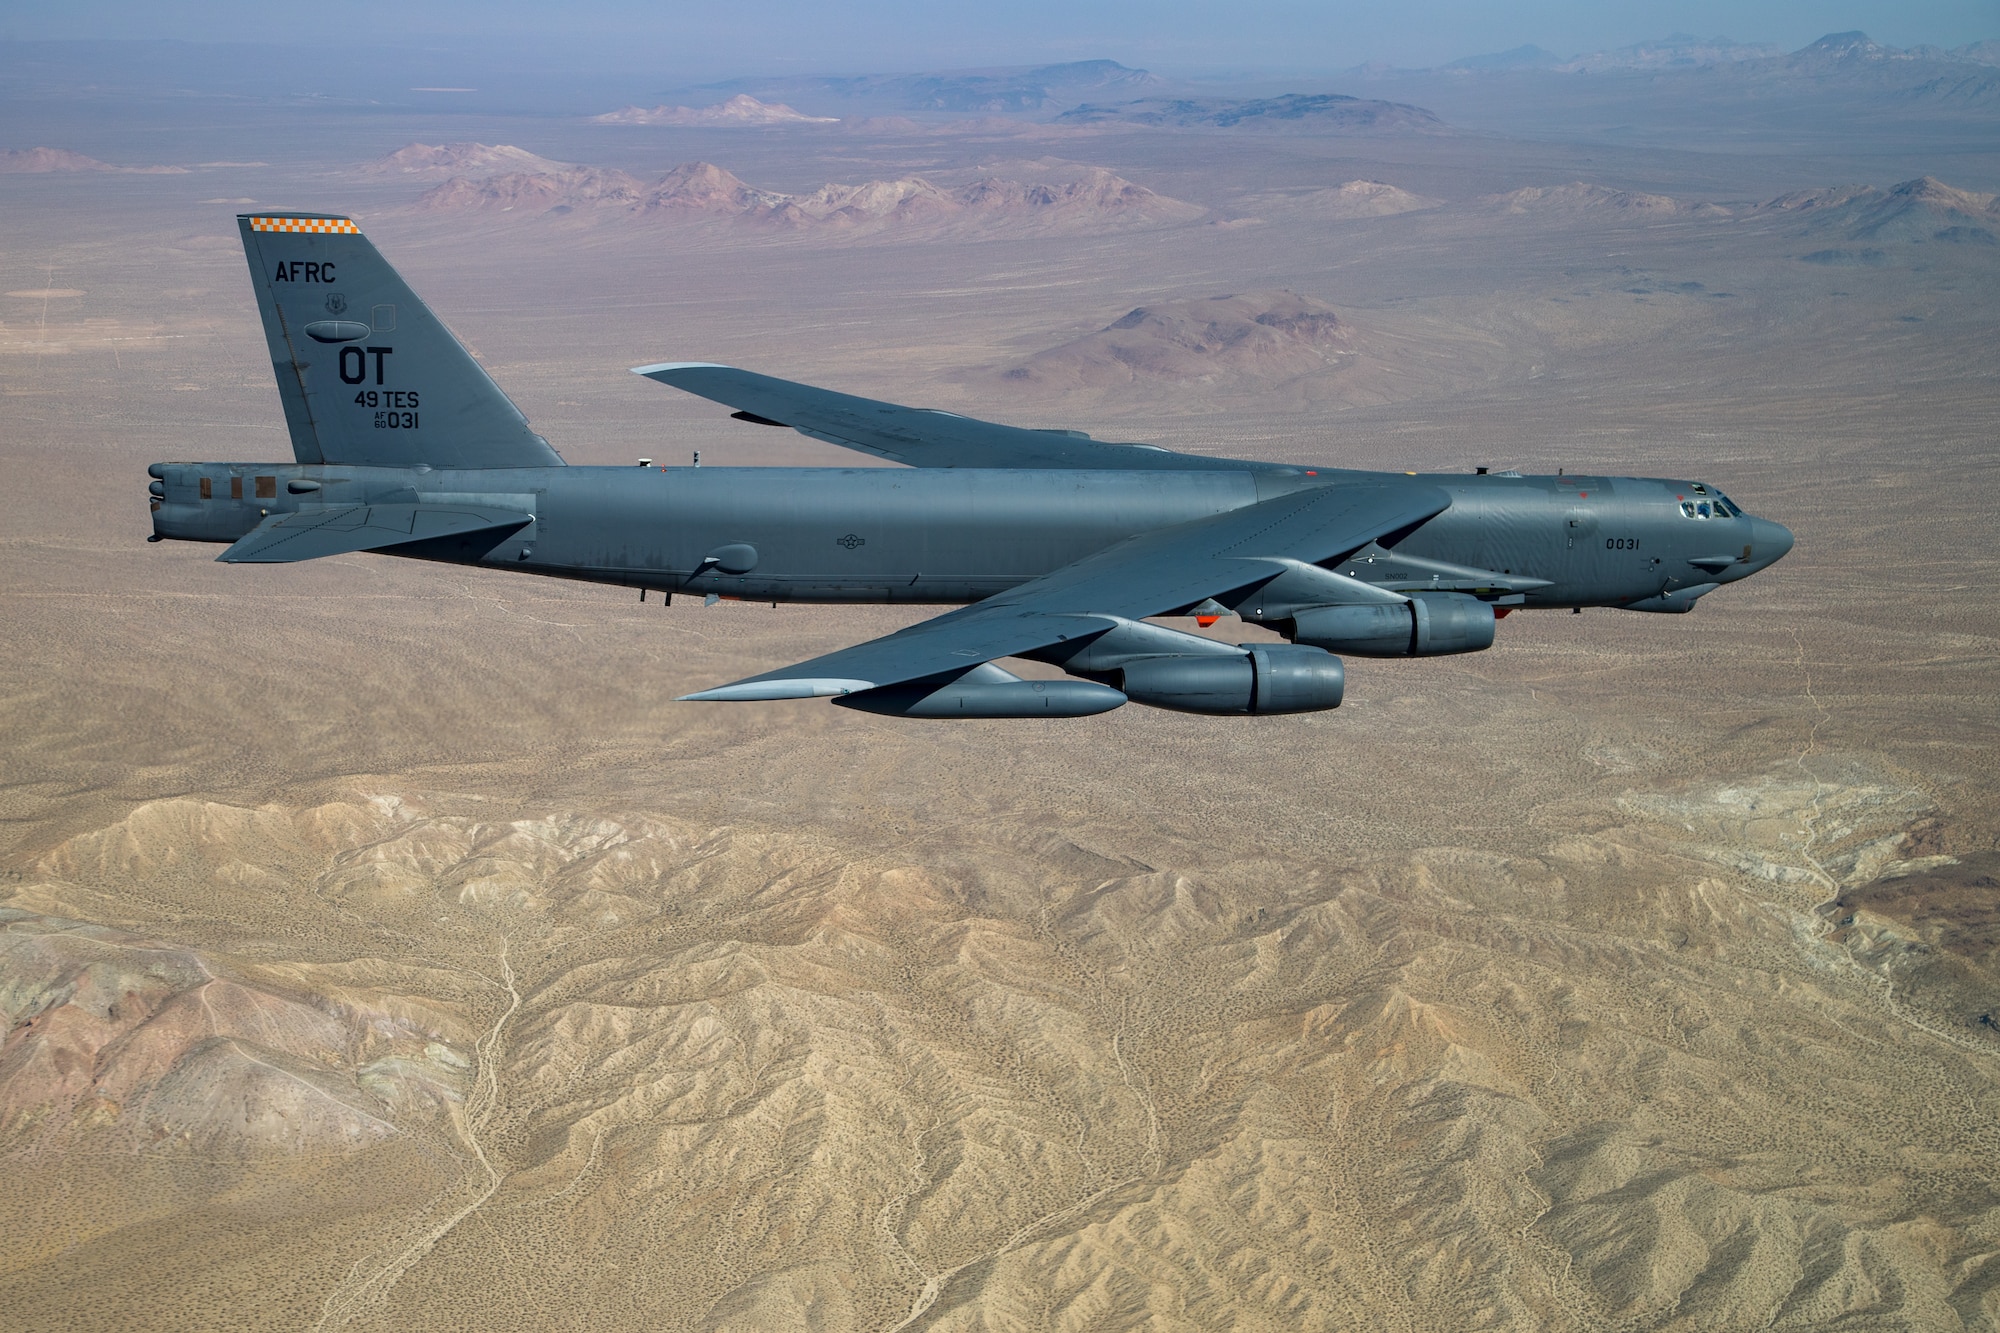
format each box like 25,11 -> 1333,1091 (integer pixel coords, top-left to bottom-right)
237,213 -> 563,469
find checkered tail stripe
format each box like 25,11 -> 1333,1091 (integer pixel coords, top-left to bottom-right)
249,217 -> 360,234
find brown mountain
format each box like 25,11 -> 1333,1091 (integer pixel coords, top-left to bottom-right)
1057,93 -> 1443,132
5,765 -> 1985,1329
415,167 -> 650,213
364,142 -> 571,178
637,160 -> 788,213
1005,290 -> 1355,390
415,159 -> 1202,233
592,95 -> 837,126
1478,182 -> 1725,217
0,147 -> 185,174
0,904 -> 468,1153
1757,175 -> 2000,245
1244,178 -> 1444,219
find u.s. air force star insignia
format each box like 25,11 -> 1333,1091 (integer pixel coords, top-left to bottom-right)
836,534 -> 865,549
325,293 -> 347,314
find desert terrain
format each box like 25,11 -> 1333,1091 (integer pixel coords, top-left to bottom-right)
2,36 -> 1998,1332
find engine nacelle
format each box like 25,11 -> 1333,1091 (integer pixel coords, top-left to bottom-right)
1292,592 -> 1495,657
1118,645 -> 1345,715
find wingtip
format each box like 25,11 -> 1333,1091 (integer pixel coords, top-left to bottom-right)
631,361 -> 731,377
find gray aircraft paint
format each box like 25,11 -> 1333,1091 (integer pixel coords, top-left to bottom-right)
146,213 -> 1794,717
237,214 -> 561,471
153,460 -> 1785,610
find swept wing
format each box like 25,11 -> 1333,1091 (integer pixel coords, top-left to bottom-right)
634,363 -> 1283,472
684,481 -> 1449,700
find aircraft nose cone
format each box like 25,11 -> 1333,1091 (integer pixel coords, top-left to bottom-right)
1753,517 -> 1794,565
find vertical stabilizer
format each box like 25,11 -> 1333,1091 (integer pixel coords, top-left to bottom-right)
238,213 -> 563,468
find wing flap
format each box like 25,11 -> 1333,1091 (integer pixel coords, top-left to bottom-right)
684,481 -> 1450,699
633,362 -> 1271,472
218,504 -> 531,564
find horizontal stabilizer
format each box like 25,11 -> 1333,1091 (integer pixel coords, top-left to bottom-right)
218,504 -> 531,564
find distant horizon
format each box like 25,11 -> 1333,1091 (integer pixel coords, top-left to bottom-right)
1,3 -> 1994,83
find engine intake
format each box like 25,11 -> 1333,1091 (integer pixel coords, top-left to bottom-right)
1119,645 -> 1344,715
1292,592 -> 1494,657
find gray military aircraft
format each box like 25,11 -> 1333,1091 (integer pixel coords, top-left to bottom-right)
147,212 -> 1792,718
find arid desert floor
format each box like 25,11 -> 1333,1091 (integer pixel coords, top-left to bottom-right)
2,54 -> 1999,1331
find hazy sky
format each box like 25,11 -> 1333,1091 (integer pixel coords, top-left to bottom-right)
5,0 -> 1995,74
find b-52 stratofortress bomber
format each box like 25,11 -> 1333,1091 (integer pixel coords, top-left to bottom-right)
147,213 -> 1793,719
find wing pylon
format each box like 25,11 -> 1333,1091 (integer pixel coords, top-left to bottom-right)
680,481 -> 1450,702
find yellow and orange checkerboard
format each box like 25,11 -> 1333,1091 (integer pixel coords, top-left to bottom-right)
248,216 -> 360,234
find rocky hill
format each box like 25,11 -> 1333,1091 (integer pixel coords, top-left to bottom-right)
1242,178 -> 1443,219
0,905 -> 468,1152
592,95 -> 836,126
1478,181 -> 1726,217
705,59 -> 1160,115
1555,34 -> 1784,72
3,766 -> 1990,1329
0,147 -> 184,174
363,142 -> 570,178
1677,31 -> 2000,104
1003,290 -> 1355,390
415,166 -> 649,213
1757,175 -> 2000,244
1059,92 -> 1442,131
414,159 -> 1203,233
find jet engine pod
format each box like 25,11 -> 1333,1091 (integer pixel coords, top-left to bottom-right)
1292,592 -> 1495,657
1119,645 -> 1344,715
1290,603 -> 1411,657
835,663 -> 1125,719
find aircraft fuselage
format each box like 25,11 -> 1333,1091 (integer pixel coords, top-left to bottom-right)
148,461 -> 1790,612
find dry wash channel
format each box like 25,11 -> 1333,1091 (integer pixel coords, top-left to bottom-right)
2,775 -> 1995,1330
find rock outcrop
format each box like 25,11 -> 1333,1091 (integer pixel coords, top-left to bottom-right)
0,902 -> 468,1153
363,142 -> 570,178
1247,178 -> 1444,219
413,159 -> 1203,233
0,147 -> 185,174
592,95 -> 836,126
1757,175 -> 2000,244
1058,93 -> 1443,131
1478,181 -> 1725,217
1005,290 -> 1355,390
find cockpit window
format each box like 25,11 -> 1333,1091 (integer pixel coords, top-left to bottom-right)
1679,494 -> 1739,519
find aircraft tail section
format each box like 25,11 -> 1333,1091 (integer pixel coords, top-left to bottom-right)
237,213 -> 563,469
